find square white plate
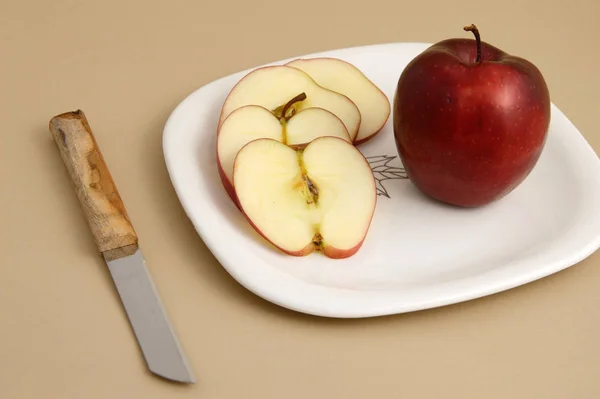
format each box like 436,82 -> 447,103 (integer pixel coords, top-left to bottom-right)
163,42 -> 600,318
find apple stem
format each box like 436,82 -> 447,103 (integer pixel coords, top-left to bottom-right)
463,24 -> 482,63
281,92 -> 307,121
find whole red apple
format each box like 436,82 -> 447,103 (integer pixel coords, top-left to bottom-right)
393,24 -> 551,207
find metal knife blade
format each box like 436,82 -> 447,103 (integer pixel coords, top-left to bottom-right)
105,249 -> 194,383
49,109 -> 195,384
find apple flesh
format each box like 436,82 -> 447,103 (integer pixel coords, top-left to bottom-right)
393,24 -> 551,207
286,57 -> 391,145
219,65 -> 362,141
232,136 -> 376,259
217,95 -> 351,206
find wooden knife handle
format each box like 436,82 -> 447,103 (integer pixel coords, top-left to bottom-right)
49,110 -> 138,257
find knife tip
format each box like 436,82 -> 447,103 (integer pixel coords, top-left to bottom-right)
150,367 -> 196,384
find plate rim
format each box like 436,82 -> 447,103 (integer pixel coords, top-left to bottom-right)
162,41 -> 600,318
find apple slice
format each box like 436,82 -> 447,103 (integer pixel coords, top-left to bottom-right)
217,93 -> 351,205
233,136 -> 377,259
286,57 -> 391,145
286,103 -> 351,147
218,65 -> 362,141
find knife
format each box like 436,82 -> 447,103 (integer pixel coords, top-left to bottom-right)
49,110 -> 195,384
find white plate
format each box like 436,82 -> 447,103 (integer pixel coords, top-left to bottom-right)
162,42 -> 600,318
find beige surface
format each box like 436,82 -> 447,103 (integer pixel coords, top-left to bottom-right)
2,0 -> 600,397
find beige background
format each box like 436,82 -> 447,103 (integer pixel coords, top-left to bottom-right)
2,0 -> 599,397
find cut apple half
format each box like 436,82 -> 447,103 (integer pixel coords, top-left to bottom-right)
218,65 -> 362,141
286,57 -> 391,145
232,136 -> 377,259
217,93 -> 351,205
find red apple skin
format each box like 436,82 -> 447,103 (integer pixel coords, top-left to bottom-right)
393,37 -> 551,207
216,152 -> 241,210
322,239 -> 366,259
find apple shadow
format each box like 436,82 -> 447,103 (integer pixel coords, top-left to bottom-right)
404,177 -> 516,212
404,181 -> 471,211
